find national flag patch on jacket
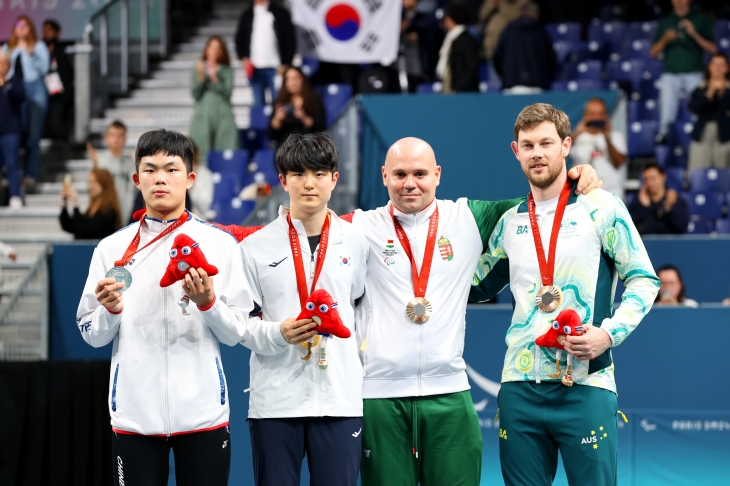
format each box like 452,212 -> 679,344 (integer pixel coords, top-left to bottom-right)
438,236 -> 453,261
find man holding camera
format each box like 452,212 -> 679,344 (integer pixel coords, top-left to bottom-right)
570,98 -> 628,200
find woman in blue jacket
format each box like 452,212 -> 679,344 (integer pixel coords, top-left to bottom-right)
0,51 -> 25,208
3,16 -> 49,189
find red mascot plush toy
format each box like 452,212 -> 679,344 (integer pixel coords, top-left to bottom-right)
160,234 -> 218,288
296,289 -> 350,370
535,309 -> 583,386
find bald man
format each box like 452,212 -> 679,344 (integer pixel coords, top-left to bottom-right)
342,137 -> 601,486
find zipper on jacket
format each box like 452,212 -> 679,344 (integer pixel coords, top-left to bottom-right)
312,241 -> 321,415
413,214 -> 424,396
163,224 -> 172,436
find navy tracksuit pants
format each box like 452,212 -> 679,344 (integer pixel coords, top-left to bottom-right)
249,416 -> 362,486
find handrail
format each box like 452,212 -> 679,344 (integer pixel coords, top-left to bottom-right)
0,250 -> 46,325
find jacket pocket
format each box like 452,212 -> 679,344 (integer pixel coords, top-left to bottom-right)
215,358 -> 226,405
111,364 -> 119,412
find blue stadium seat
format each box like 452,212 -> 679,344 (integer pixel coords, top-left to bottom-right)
315,84 -> 353,126
300,57 -> 320,78
666,146 -> 688,169
606,59 -> 645,92
207,150 -> 249,187
715,19 -> 730,41
626,21 -> 657,41
628,120 -> 658,157
213,198 -> 256,226
551,79 -> 604,91
478,63 -> 489,83
251,149 -> 278,185
628,98 -> 660,124
249,105 -> 271,131
669,120 -> 694,152
677,98 -> 694,123
241,105 -> 272,155
686,218 -> 714,234
688,192 -> 725,220
212,171 -> 241,205
718,37 -> 730,59
620,39 -> 653,61
563,60 -> 603,81
588,21 -> 626,55
666,167 -> 686,192
655,145 -> 670,166
644,59 -> 663,80
416,82 -> 443,94
546,22 -> 582,43
584,40 -> 611,62
553,40 -> 585,64
689,168 -> 730,193
638,78 -> 660,100
716,218 -> 730,234
480,79 -> 502,92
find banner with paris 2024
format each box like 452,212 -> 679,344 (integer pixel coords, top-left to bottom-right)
291,0 -> 401,65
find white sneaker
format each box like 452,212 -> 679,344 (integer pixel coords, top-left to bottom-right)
9,196 -> 22,209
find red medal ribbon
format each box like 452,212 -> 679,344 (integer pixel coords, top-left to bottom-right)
390,204 -> 439,298
288,213 -> 330,309
113,210 -> 189,267
527,181 -> 572,287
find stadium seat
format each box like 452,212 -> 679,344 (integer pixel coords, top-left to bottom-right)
688,192 -> 725,220
553,40 -> 585,64
718,37 -> 730,59
213,198 -> 256,226
628,98 -> 660,124
628,120 -> 658,157
563,60 -> 603,81
416,82 -> 443,94
478,63 -> 489,83
620,39 -> 653,61
546,22 -> 582,43
626,21 -> 657,41
715,19 -> 730,41
300,57 -> 320,78
480,79 -> 502,92
644,59 -> 663,80
212,171 -> 241,205
666,167 -> 686,192
655,145 -> 670,166
668,120 -> 694,152
689,168 -> 730,193
677,98 -> 694,123
638,78 -> 660,100
249,105 -> 271,131
207,150 -> 249,187
551,79 -> 604,91
241,105 -> 273,155
716,218 -> 730,234
686,218 -> 714,234
588,21 -> 626,55
606,59 -> 645,92
315,84 -> 353,126
251,149 -> 278,185
666,146 -> 688,169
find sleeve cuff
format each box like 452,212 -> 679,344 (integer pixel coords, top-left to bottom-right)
600,318 -> 619,346
106,307 -> 123,315
271,324 -> 289,348
197,296 -> 217,312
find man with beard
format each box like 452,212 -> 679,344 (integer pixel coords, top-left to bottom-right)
470,103 -> 659,486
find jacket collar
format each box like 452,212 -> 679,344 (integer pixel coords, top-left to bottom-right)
275,205 -> 344,254
142,209 -> 190,236
389,199 -> 438,229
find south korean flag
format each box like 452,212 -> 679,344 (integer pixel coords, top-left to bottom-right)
292,0 -> 401,65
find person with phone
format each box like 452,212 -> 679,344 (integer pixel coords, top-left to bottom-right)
569,98 -> 628,200
268,66 -> 326,148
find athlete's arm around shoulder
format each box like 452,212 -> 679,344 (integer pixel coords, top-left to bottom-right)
581,190 -> 660,346
342,218 -> 370,304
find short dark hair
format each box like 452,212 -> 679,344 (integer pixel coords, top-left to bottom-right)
445,3 -> 470,26
43,19 -> 61,32
135,129 -> 194,174
657,264 -> 686,301
107,120 -> 127,133
642,162 -> 666,175
275,133 -> 340,177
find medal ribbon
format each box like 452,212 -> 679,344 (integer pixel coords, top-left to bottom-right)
527,181 -> 572,287
113,210 -> 189,267
288,213 -> 330,308
390,204 -> 439,298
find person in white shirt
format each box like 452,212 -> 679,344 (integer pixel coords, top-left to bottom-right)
656,264 -> 699,307
235,0 -> 296,106
240,133 -> 368,486
570,98 -> 628,200
77,129 -> 256,486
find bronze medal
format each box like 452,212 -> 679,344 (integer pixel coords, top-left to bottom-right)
406,297 -> 432,324
535,285 -> 563,313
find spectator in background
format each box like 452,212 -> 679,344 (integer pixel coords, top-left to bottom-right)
42,19 -> 73,143
0,51 -> 25,209
87,120 -> 136,224
655,264 -> 699,307
478,0 -> 528,81
188,142 -> 214,220
60,168 -> 121,240
436,3 -> 480,93
628,163 -> 690,234
235,0 -> 295,106
3,16 -> 49,190
493,3 -> 556,93
189,36 -> 239,165
570,98 -> 628,200
687,53 -> 730,170
401,0 -> 440,88
651,0 -> 716,143
268,66 -> 326,147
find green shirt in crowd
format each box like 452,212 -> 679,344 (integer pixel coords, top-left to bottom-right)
653,6 -> 714,74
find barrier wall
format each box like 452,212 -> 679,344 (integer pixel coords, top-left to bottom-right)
50,244 -> 730,485
358,91 -> 619,211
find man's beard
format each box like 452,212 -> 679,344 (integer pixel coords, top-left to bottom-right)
522,160 -> 563,190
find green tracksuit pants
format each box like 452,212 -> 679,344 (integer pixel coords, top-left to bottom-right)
498,381 -> 620,486
361,390 -> 483,486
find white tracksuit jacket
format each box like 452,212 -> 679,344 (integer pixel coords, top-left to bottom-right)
240,207 -> 368,418
76,212 -> 255,436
